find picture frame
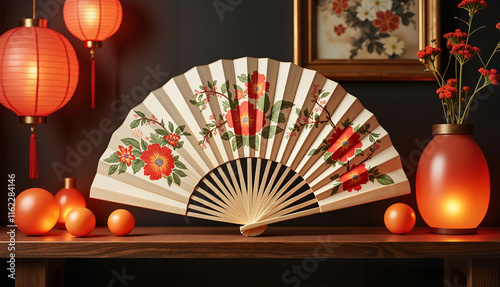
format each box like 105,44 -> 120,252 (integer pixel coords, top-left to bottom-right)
293,0 -> 440,81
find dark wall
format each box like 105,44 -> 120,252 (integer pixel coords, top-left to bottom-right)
1,0 -> 499,229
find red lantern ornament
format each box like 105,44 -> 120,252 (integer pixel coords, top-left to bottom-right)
0,18 -> 79,178
63,0 -> 123,108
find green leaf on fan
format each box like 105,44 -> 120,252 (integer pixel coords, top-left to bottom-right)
221,80 -> 229,94
160,137 -> 168,147
172,173 -> 181,185
331,183 -> 341,195
134,111 -> 145,117
355,149 -> 364,157
249,135 -> 259,151
175,160 -> 187,170
261,125 -> 283,139
167,175 -> 173,186
266,109 -> 279,123
278,100 -> 294,110
176,141 -> 184,149
108,164 -> 119,175
168,122 -> 174,132
121,138 -> 141,150
258,93 -> 271,114
320,91 -> 330,98
236,136 -> 243,149
323,152 -> 333,161
278,112 -> 286,123
221,132 -> 230,140
149,133 -> 161,145
222,101 -> 231,112
189,99 -> 197,105
237,74 -> 248,83
308,149 -> 317,156
173,169 -> 187,178
330,174 -> 340,181
304,108 -> 309,118
131,149 -> 142,157
103,153 -> 120,164
376,174 -> 394,185
118,162 -> 127,175
295,107 -> 301,115
155,129 -> 169,136
131,159 -> 144,174
242,135 -> 250,147
130,120 -> 140,129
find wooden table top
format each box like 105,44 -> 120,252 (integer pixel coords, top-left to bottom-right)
1,226 -> 499,258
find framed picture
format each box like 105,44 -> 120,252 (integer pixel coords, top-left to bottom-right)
293,0 -> 440,81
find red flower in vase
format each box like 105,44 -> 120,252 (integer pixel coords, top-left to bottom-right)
245,71 -> 270,100
225,101 -> 266,136
373,10 -> 400,34
140,144 -> 175,180
339,164 -> 369,192
117,145 -> 135,166
327,126 -> 363,162
436,80 -> 459,99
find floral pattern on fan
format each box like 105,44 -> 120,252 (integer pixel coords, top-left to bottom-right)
103,111 -> 190,187
288,88 -> 394,195
190,71 -> 294,151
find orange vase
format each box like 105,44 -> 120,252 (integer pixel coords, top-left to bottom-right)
416,124 -> 490,234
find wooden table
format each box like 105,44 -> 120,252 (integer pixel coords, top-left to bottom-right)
1,226 -> 499,286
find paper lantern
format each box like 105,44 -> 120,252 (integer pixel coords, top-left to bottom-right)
63,0 -> 123,108
0,18 -> 79,178
416,124 -> 490,234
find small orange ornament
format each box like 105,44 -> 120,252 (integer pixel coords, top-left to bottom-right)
108,209 -> 135,236
15,188 -> 59,235
65,207 -> 96,237
55,178 -> 86,229
384,203 -> 416,234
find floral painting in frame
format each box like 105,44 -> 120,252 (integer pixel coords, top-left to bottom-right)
294,0 -> 440,80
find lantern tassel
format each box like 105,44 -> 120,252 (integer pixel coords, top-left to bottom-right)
91,54 -> 96,109
29,125 -> 39,179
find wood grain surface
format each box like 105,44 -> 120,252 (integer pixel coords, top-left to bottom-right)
1,226 -> 499,259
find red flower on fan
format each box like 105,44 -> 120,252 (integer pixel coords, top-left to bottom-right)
235,89 -> 244,100
327,127 -> 345,146
117,145 -> 135,166
339,164 -> 369,192
327,126 -> 362,162
334,24 -> 346,36
332,0 -> 349,15
245,71 -> 270,100
373,10 -> 400,34
225,101 -> 266,136
140,144 -> 175,180
164,133 -> 181,147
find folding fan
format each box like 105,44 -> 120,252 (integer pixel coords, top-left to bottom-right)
90,57 -> 410,236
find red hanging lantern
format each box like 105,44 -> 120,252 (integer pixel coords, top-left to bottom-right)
0,18 -> 79,178
63,0 -> 123,108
